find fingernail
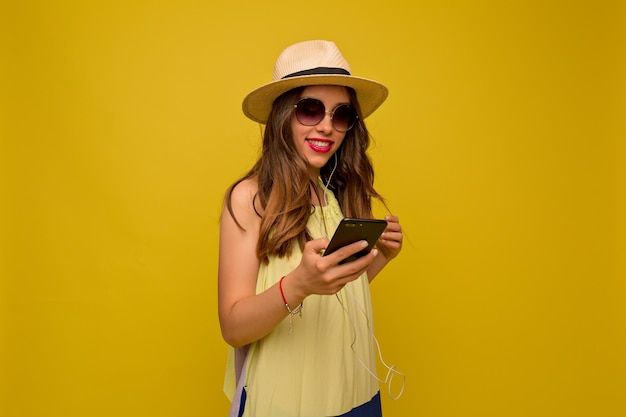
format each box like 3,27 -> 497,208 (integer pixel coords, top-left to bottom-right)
360,240 -> 368,248
372,249 -> 379,256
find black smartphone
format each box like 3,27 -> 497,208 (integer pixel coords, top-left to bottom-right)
323,218 -> 388,264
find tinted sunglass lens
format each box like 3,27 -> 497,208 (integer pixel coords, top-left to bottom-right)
295,98 -> 324,126
332,105 -> 357,132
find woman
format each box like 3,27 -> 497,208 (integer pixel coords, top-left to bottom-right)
219,40 -> 403,417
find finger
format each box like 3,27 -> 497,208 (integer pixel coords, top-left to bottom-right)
336,247 -> 378,272
379,239 -> 402,249
384,214 -> 399,224
324,239 -> 369,264
381,228 -> 401,240
305,237 -> 331,255
328,248 -> 379,293
382,229 -> 403,239
388,221 -> 402,232
383,217 -> 401,232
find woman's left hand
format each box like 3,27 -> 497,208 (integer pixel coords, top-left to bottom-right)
377,215 -> 403,261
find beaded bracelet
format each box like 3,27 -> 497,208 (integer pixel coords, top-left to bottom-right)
279,276 -> 303,335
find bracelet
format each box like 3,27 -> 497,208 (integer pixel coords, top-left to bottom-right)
279,276 -> 303,335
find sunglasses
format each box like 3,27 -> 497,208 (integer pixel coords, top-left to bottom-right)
293,97 -> 359,132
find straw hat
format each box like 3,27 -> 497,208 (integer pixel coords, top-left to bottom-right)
242,40 -> 388,124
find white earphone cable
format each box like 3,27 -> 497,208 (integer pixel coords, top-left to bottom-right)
323,152 -> 405,399
335,287 -> 406,400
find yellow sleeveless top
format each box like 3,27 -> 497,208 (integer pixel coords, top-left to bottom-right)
223,190 -> 379,417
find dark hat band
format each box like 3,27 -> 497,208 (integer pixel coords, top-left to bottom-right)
281,67 -> 351,79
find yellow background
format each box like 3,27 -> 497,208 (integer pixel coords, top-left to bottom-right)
2,1 -> 625,416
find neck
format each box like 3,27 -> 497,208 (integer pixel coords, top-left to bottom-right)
310,181 -> 327,207
308,168 -> 320,182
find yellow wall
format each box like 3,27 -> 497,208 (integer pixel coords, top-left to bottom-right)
2,1 -> 624,416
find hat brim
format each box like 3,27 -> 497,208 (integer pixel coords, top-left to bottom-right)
242,74 -> 388,124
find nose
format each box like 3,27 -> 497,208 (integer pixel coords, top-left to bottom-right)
316,111 -> 334,133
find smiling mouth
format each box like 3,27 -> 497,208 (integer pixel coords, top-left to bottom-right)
306,139 -> 333,153
308,139 -> 331,147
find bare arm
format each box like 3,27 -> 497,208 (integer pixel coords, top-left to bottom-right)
217,179 -> 280,347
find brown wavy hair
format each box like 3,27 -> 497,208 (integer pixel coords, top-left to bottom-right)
225,86 -> 386,263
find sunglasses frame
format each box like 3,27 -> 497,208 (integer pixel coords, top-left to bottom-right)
293,97 -> 359,132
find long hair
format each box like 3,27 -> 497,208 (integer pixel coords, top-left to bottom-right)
225,86 -> 386,263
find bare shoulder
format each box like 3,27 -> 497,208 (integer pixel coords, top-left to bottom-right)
229,178 -> 259,213
223,178 -> 261,231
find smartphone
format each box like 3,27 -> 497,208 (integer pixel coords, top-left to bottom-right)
323,218 -> 387,264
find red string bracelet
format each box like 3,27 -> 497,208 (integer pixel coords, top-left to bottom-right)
279,276 -> 303,335
279,276 -> 289,307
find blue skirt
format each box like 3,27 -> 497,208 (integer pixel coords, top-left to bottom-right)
236,389 -> 382,417
335,392 -> 382,417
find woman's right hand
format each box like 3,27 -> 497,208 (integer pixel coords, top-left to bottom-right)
288,238 -> 379,297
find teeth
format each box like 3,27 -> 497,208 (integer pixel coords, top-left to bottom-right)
309,140 -> 331,147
